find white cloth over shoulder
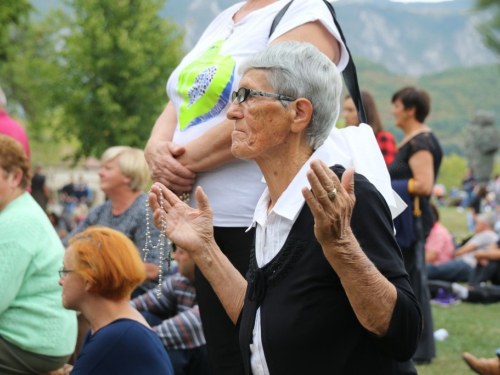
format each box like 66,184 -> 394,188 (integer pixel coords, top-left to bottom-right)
328,124 -> 406,219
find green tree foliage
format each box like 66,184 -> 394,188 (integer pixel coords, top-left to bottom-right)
436,153 -> 467,191
0,16 -> 63,136
55,0 -> 184,159
476,0 -> 500,57
0,0 -> 32,61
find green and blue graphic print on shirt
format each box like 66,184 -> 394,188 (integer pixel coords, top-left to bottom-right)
177,40 -> 236,131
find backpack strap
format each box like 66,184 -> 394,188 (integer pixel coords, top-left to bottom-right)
269,0 -> 367,124
269,0 -> 294,38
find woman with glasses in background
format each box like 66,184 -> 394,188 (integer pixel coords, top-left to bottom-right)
0,134 -> 77,375
60,226 -> 173,375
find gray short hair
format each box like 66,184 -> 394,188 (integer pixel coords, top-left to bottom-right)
476,213 -> 496,229
239,42 -> 342,150
0,86 -> 6,109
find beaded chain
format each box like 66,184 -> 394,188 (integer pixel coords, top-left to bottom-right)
143,186 -> 171,298
143,188 -> 190,298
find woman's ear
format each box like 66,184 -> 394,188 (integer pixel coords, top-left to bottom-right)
123,176 -> 132,186
290,98 -> 313,134
10,168 -> 23,188
85,280 -> 93,292
407,106 -> 416,119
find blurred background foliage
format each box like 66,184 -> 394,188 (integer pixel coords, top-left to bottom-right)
0,0 -> 500,192
0,0 -> 184,161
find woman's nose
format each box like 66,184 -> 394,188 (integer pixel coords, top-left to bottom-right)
227,101 -> 243,120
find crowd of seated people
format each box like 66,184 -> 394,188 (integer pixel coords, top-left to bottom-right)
427,213 -> 498,284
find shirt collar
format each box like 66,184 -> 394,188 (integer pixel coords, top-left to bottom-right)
246,138 -> 338,231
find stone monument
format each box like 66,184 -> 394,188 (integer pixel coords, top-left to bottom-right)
464,110 -> 499,185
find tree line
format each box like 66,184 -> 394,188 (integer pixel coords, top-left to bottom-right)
0,0 -> 184,160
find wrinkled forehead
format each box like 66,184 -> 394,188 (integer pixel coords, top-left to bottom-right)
239,68 -> 271,89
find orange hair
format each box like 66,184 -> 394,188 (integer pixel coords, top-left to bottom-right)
68,227 -> 146,300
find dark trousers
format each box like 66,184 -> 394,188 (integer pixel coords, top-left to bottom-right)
401,243 -> 436,362
195,226 -> 254,375
0,335 -> 70,375
141,311 -> 212,375
428,280 -> 500,304
469,260 -> 500,287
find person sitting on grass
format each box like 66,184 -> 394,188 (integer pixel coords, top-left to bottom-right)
425,203 -> 454,266
428,239 -> 500,305
427,213 -> 498,283
131,244 -> 211,375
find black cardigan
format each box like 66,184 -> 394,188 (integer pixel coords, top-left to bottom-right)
238,166 -> 421,375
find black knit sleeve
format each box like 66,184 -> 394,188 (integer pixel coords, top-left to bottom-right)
332,166 -> 422,361
409,132 -> 434,156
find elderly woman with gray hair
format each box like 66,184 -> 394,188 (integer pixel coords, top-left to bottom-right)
149,42 -> 421,374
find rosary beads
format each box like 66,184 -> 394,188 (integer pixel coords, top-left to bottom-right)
143,186 -> 171,298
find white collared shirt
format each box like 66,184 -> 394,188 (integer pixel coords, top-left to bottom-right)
248,139 -> 338,375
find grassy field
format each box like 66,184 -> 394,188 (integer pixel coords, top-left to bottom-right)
415,206 -> 498,375
417,304 -> 500,375
438,206 -> 471,239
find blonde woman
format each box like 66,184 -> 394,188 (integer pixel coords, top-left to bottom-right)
63,146 -> 165,295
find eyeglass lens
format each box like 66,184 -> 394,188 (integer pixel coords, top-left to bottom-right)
231,88 -> 247,103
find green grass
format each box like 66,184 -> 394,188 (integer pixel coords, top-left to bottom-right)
417,304 -> 500,375
438,206 -> 471,239
416,206 -> 497,374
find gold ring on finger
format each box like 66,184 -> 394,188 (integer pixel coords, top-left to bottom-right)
327,188 -> 337,200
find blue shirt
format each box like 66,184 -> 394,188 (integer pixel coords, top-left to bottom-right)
71,319 -> 173,375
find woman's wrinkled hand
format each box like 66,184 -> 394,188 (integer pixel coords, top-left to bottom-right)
144,138 -> 196,195
41,364 -> 73,375
149,183 -> 215,257
302,160 -> 356,247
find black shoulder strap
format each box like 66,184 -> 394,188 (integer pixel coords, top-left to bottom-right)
269,0 -> 367,124
269,1 -> 294,38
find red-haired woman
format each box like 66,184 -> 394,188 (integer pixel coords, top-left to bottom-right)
60,227 -> 173,375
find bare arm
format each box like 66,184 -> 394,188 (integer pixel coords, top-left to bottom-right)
474,246 -> 500,261
176,119 -> 237,173
425,251 -> 438,263
144,263 -> 160,280
408,150 -> 435,196
149,184 -> 246,323
453,241 -> 477,258
271,21 -> 341,65
302,161 -> 396,336
144,102 -> 196,194
176,21 -> 342,173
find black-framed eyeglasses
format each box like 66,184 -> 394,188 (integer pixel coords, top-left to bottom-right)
231,87 -> 296,104
58,267 -> 74,278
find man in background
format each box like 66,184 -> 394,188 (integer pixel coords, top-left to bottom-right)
131,245 -> 211,375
